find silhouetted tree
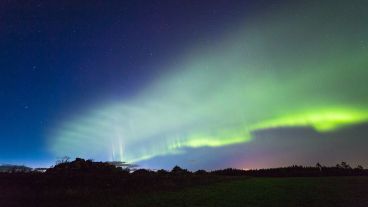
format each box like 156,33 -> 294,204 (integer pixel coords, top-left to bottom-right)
341,162 -> 351,169
356,165 -> 364,170
157,169 -> 169,175
55,156 -> 70,165
132,169 -> 153,175
195,170 -> 207,175
47,158 -> 123,174
316,162 -> 322,171
171,165 -> 190,175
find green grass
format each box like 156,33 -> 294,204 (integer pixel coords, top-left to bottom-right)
5,176 -> 367,206
124,177 -> 368,207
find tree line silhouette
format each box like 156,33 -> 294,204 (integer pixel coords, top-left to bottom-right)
1,158 -> 367,207
1,158 -> 367,177
211,163 -> 367,177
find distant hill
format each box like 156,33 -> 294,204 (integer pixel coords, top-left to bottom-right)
0,164 -> 32,173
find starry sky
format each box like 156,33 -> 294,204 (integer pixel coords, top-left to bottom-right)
1,0 -> 368,170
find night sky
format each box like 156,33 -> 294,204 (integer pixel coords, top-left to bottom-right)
1,0 -> 368,170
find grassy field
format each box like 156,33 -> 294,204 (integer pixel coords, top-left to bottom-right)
124,177 -> 368,207
2,175 -> 368,207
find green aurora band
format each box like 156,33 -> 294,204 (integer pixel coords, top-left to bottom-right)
50,1 -> 368,164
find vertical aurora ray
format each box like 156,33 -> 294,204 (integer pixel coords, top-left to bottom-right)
49,1 -> 368,165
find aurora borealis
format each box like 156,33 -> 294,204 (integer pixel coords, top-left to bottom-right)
1,1 -> 368,169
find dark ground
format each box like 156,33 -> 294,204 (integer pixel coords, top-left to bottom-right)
128,177 -> 368,207
1,174 -> 368,207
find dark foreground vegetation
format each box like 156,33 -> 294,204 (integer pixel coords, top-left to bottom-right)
132,177 -> 368,207
1,158 -> 367,207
